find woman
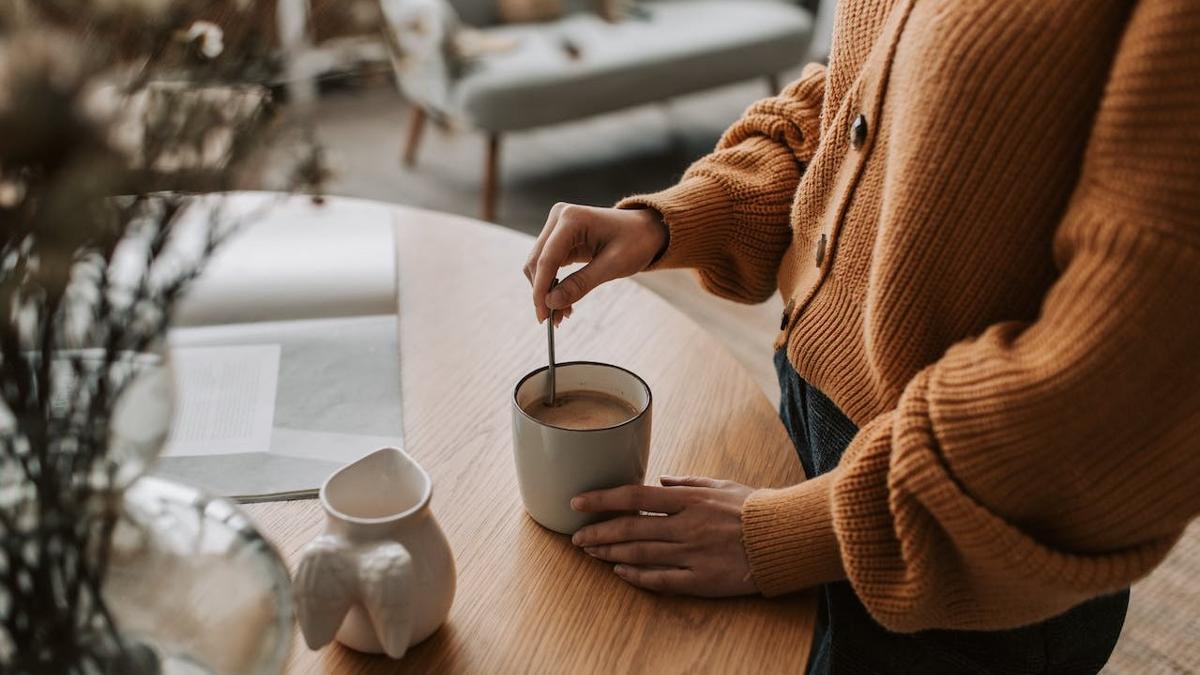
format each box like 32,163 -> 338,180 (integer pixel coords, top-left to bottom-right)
523,0 -> 1199,672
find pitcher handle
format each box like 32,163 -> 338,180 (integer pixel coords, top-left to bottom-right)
358,541 -> 416,660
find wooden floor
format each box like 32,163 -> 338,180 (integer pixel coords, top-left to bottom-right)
1102,519 -> 1200,674
292,84 -> 1198,674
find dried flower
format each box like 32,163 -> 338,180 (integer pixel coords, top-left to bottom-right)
185,20 -> 224,59
0,1 -> 339,670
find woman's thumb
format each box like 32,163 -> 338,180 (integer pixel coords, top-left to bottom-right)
547,266 -> 601,309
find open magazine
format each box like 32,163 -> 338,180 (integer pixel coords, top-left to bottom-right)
155,315 -> 403,502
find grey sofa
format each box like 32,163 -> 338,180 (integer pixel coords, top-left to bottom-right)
381,0 -> 814,220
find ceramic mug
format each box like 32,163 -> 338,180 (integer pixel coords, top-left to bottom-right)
512,361 -> 652,534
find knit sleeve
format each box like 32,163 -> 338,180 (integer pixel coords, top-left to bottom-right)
821,0 -> 1200,631
615,63 -> 826,303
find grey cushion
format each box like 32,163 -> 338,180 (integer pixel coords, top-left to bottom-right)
453,0 -> 813,131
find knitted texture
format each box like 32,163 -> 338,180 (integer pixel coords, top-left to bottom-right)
618,0 -> 1200,632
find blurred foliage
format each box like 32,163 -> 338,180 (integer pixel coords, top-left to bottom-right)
0,2 -> 334,672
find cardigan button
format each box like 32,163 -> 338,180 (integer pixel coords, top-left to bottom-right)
780,299 -> 796,331
815,233 -> 827,266
851,113 -> 868,149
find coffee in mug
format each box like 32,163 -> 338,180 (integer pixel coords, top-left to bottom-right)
512,362 -> 651,534
521,389 -> 639,430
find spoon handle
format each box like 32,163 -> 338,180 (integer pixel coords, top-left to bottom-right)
546,279 -> 558,406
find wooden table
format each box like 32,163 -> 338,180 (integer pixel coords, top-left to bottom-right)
244,201 -> 815,673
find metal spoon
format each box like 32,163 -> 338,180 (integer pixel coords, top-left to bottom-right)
545,278 -> 558,407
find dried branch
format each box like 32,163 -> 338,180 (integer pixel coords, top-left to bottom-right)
0,1 -> 333,670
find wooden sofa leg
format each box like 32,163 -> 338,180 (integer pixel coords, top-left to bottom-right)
482,133 -> 502,222
766,74 -> 781,95
403,106 -> 427,167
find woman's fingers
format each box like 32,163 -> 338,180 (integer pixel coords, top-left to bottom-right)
612,565 -> 698,595
660,475 -> 726,488
572,477 -> 759,599
584,541 -> 688,567
526,203 -> 666,321
548,262 -> 602,311
572,514 -> 677,546
524,202 -> 567,285
572,484 -> 687,515
551,306 -> 572,327
531,208 -> 589,323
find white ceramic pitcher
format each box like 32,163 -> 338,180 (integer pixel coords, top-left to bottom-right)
294,447 -> 455,659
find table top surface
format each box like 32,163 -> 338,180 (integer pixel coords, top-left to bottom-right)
242,195 -> 815,674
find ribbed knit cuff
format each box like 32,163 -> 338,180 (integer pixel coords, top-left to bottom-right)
742,471 -> 846,596
616,175 -> 734,271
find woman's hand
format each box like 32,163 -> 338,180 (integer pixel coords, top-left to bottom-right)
570,476 -> 759,597
524,203 -> 667,324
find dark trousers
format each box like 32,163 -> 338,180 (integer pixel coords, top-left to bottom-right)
774,349 -> 1129,675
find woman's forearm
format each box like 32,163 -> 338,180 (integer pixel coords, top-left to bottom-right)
616,63 -> 827,304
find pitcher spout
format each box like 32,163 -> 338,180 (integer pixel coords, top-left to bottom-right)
320,447 -> 432,534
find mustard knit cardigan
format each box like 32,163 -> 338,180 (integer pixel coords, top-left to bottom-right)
619,0 -> 1200,631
